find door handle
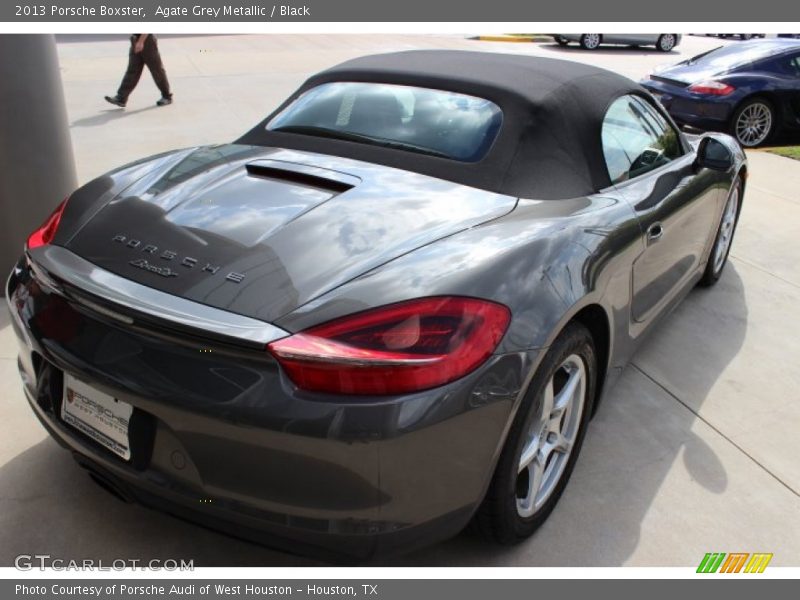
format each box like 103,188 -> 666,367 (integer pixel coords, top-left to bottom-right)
646,222 -> 664,244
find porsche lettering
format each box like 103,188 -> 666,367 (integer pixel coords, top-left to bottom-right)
112,234 -> 244,283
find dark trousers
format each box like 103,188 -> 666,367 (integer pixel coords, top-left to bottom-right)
116,35 -> 171,101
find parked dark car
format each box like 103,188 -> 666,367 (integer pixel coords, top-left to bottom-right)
6,51 -> 746,561
643,38 -> 800,146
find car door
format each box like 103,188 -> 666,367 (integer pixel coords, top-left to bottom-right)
624,34 -> 659,45
601,94 -> 723,327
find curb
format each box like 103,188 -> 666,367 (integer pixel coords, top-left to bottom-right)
473,35 -> 551,43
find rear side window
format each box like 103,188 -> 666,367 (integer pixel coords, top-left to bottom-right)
267,82 -> 503,162
756,52 -> 800,77
601,95 -> 682,184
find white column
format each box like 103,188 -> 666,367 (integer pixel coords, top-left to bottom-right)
0,34 -> 77,286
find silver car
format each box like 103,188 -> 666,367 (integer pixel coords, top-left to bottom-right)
553,34 -> 681,52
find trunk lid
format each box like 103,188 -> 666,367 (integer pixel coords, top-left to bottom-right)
65,144 -> 517,323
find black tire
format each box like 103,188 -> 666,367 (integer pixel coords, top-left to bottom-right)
730,97 -> 776,147
579,34 -> 601,50
739,34 -> 753,41
475,322 -> 597,544
554,35 -> 569,46
657,34 -> 677,52
699,177 -> 742,287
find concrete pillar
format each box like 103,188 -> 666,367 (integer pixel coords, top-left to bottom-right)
0,34 -> 77,290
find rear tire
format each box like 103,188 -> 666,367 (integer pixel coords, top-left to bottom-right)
699,177 -> 742,287
554,35 -> 569,46
730,97 -> 776,147
579,34 -> 601,50
475,322 -> 597,544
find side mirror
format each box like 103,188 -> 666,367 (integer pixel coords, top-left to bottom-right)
695,137 -> 734,171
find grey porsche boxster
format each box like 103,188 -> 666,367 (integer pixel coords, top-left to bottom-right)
6,51 -> 746,560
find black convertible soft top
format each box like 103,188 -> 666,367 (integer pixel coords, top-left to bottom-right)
237,50 -> 647,199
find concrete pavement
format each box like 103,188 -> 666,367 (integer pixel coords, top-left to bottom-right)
1,34 -> 798,567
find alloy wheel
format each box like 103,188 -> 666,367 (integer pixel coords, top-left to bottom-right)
658,34 -> 676,51
735,102 -> 773,147
581,34 -> 601,50
713,184 -> 740,274
516,354 -> 587,517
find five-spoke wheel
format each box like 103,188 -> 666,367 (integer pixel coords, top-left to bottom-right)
712,183 -> 740,275
516,354 -> 586,517
476,322 -> 596,544
700,177 -> 742,287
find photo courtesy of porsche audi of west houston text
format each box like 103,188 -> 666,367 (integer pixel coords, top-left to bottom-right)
14,584 -> 343,597
16,5 -> 312,18
7,50 -> 746,560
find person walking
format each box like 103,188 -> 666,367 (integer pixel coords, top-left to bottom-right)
105,34 -> 173,108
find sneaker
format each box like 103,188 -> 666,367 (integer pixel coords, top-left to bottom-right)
104,95 -> 126,108
156,96 -> 173,107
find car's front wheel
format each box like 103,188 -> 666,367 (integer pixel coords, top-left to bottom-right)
554,35 -> 569,46
475,322 -> 596,544
579,34 -> 602,50
731,97 -> 776,147
657,34 -> 677,52
699,177 -> 742,287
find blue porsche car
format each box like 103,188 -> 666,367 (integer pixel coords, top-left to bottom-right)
643,38 -> 800,147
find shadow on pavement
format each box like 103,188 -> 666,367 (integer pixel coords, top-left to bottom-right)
762,132 -> 800,148
71,106 -> 158,128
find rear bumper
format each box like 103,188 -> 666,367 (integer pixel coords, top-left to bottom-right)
24,389 -> 479,562
6,252 -> 537,561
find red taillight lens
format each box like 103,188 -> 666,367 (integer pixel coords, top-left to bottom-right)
687,80 -> 735,96
26,198 -> 68,250
268,296 -> 511,396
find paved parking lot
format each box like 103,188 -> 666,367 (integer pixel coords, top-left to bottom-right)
1,33 -> 799,567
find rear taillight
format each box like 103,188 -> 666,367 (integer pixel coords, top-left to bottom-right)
268,296 -> 511,396
687,80 -> 735,96
26,198 -> 68,250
